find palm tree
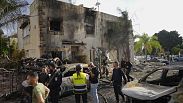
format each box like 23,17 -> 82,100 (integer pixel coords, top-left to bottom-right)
0,0 -> 29,27
134,33 -> 162,60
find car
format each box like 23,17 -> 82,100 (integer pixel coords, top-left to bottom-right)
60,63 -> 89,97
122,65 -> 183,103
147,58 -> 169,65
174,57 -> 183,62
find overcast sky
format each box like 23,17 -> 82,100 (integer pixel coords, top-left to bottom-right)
28,0 -> 183,36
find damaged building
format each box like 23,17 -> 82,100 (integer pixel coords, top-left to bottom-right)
17,0 -> 134,63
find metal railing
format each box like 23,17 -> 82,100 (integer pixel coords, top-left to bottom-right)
0,68 -> 26,97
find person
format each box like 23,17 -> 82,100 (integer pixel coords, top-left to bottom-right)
71,64 -> 88,103
111,61 -> 127,103
120,59 -> 126,68
48,62 -> 62,103
27,72 -> 50,103
125,61 -> 134,82
88,62 -> 99,103
21,75 -> 33,103
39,66 -> 49,85
102,57 -> 109,78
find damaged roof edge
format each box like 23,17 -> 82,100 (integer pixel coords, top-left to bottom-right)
30,0 -> 121,18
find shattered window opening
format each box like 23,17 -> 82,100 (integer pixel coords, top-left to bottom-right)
84,8 -> 96,35
49,19 -> 61,31
85,25 -> 95,34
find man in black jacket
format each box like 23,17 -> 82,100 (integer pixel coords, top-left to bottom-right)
125,61 -> 134,82
111,61 -> 127,103
48,62 -> 62,103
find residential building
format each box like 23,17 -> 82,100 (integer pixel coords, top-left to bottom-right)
17,0 -> 134,63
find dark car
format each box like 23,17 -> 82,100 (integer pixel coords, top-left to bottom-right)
174,57 -> 183,62
122,65 -> 183,103
147,58 -> 169,65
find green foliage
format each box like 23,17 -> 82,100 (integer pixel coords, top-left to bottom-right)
134,34 -> 162,56
171,47 -> 181,55
0,35 -> 24,61
155,30 -> 182,53
0,35 -> 9,56
11,49 -> 25,61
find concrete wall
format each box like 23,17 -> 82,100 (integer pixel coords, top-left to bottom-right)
17,0 -> 41,58
17,25 -> 24,50
29,0 -> 40,57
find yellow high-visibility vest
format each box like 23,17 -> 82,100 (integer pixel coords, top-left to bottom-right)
72,72 -> 87,94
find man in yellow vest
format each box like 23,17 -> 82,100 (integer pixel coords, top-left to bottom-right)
71,64 -> 88,103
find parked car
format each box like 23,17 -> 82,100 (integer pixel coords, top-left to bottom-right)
147,58 -> 169,65
122,65 -> 183,103
174,57 -> 183,62
60,63 -> 89,97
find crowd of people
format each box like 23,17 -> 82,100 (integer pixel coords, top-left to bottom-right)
20,59 -> 133,103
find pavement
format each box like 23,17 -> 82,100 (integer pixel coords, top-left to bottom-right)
0,87 -> 123,103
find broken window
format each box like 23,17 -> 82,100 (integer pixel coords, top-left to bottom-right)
49,19 -> 61,31
146,70 -> 163,83
84,8 -> 96,35
23,25 -> 30,37
85,25 -> 95,34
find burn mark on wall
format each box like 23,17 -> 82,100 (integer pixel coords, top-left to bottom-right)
84,8 -> 96,35
49,18 -> 63,32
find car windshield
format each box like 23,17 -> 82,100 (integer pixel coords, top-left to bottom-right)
145,69 -> 183,86
63,67 -> 76,77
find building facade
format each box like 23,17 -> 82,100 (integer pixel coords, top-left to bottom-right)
17,0 -> 134,63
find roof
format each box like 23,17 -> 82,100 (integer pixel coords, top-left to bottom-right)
62,63 -> 88,75
158,65 -> 183,70
64,63 -> 88,69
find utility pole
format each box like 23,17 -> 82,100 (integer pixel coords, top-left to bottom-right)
96,0 -> 100,12
95,0 -> 103,78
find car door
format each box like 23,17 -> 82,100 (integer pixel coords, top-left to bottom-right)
162,69 -> 181,86
60,67 -> 75,96
140,69 -> 164,85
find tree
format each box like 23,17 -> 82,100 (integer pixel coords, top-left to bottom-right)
149,35 -> 163,55
155,30 -> 182,54
134,34 -> 162,60
0,35 -> 9,56
0,0 -> 28,27
171,47 -> 181,55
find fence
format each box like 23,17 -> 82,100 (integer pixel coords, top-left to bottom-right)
0,68 -> 26,97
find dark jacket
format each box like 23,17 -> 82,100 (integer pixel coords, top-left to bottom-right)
111,68 -> 127,85
89,67 -> 99,84
126,62 -> 132,70
39,73 -> 49,84
48,70 -> 62,91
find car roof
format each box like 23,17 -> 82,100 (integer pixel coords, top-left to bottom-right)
158,65 -> 183,70
62,63 -> 88,75
64,63 -> 88,69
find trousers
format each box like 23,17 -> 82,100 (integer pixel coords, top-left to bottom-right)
91,83 -> 99,103
75,93 -> 87,103
113,84 -> 125,102
49,90 -> 60,103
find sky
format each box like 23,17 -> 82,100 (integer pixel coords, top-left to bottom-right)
27,0 -> 183,36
